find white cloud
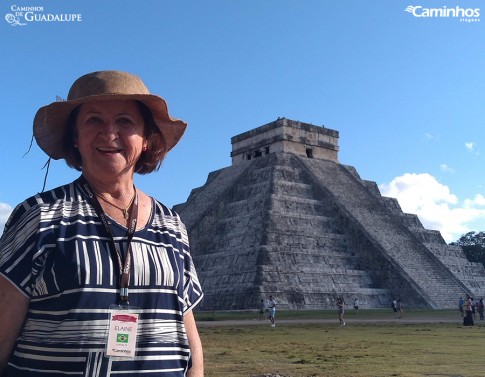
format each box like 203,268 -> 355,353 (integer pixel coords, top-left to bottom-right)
0,202 -> 13,235
465,142 -> 476,152
379,173 -> 485,243
439,164 -> 454,173
464,194 -> 485,208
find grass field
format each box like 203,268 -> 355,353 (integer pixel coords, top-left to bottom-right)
195,310 -> 484,377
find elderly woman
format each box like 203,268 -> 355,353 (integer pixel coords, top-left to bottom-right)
0,71 -> 204,376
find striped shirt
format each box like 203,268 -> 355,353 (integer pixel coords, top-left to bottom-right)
0,177 -> 203,376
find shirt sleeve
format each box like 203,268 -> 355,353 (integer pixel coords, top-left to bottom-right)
177,215 -> 204,313
0,200 -> 44,297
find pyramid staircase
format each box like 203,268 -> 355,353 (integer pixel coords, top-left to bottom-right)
298,156 -> 470,308
175,151 -> 483,310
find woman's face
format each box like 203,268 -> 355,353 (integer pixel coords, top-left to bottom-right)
75,99 -> 147,181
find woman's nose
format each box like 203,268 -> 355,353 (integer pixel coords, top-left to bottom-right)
99,119 -> 119,136
99,119 -> 119,142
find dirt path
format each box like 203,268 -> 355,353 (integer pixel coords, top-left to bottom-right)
197,315 -> 466,327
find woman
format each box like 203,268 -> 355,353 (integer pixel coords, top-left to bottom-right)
0,71 -> 204,376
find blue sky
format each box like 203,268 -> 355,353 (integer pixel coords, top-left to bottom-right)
1,0 -> 484,242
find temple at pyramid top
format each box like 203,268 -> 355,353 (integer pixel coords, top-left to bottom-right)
230,117 -> 340,165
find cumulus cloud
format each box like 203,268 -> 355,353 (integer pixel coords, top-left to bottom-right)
379,173 -> 485,243
464,194 -> 485,208
0,202 -> 13,235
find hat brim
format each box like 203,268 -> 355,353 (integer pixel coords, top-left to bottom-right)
34,94 -> 187,160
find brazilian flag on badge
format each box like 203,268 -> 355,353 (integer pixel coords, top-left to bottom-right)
117,333 -> 129,343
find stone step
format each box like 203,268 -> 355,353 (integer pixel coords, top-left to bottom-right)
299,156 -> 467,307
272,181 -> 316,198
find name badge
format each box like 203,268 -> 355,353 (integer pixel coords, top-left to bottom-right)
105,308 -> 139,358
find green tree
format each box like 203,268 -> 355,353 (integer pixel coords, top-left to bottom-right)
450,231 -> 485,266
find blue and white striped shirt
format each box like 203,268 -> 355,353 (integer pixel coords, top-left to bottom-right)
0,177 -> 203,376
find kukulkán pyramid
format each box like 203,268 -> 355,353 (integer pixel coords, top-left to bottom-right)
174,118 -> 485,310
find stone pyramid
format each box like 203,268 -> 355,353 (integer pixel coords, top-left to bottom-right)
174,118 -> 485,310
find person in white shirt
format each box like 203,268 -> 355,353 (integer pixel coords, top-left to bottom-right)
268,296 -> 277,327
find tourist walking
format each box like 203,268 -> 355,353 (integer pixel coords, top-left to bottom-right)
392,298 -> 398,318
463,294 -> 474,326
471,298 -> 477,320
396,298 -> 403,319
268,295 -> 277,327
477,298 -> 484,320
353,298 -> 359,314
337,296 -> 345,326
458,296 -> 464,317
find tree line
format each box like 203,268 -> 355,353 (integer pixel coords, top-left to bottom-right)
450,231 -> 485,266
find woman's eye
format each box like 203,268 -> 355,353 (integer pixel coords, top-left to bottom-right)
117,117 -> 134,126
84,116 -> 102,125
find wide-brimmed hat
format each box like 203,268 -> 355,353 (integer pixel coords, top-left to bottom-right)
34,70 -> 187,160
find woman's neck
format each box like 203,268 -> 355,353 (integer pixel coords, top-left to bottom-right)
82,172 -> 135,199
80,172 -> 152,230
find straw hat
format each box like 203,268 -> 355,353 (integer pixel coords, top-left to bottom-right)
34,70 -> 187,160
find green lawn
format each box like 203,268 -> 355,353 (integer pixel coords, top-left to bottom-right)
196,310 -> 484,377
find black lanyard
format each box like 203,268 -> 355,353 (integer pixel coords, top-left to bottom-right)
78,176 -> 138,306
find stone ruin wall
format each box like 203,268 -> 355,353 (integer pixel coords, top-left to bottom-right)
178,153 -> 443,310
231,118 -> 339,165
174,119 -> 485,310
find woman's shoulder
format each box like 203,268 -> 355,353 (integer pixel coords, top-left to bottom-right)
150,196 -> 182,219
146,196 -> 188,238
21,179 -> 81,206
132,191 -> 180,231
3,179 -> 82,231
